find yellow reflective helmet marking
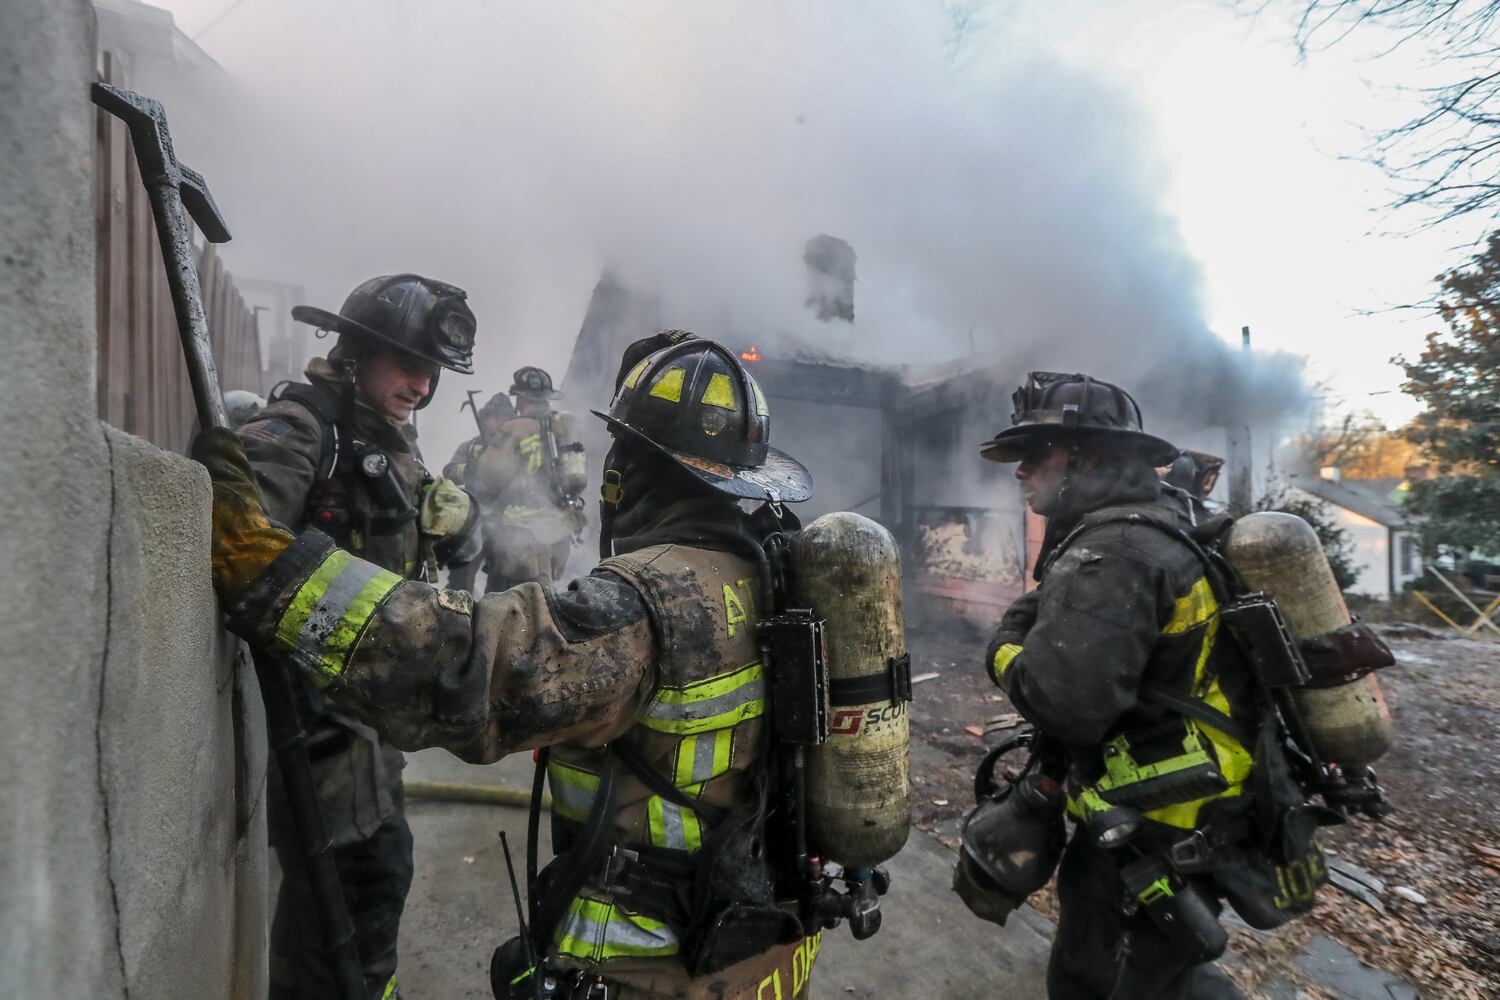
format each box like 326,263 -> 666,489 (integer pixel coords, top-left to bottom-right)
649,367 -> 686,403
752,379 -> 770,417
623,358 -> 650,390
701,372 -> 739,411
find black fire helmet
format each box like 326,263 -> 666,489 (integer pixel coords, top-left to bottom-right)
510,366 -> 561,400
592,334 -> 813,503
479,391 -> 515,420
980,371 -> 1178,467
292,274 -> 476,408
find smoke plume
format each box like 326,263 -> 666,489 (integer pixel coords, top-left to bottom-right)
157,0 -> 1309,475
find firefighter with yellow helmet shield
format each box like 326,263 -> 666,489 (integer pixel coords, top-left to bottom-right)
190,331 -> 905,999
961,372 -> 1335,1000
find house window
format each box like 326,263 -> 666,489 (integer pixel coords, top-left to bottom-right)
1400,535 -> 1415,577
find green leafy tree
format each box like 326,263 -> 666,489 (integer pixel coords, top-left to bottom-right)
1400,232 -> 1500,554
1253,482 -> 1362,591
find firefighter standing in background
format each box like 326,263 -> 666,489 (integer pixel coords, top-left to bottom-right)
442,391 -> 515,485
193,332 -> 828,999
975,373 -> 1270,1000
467,365 -> 587,591
236,273 -> 480,1000
442,392 -> 515,591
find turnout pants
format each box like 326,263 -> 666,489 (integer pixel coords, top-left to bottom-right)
268,722 -> 414,1000
1047,833 -> 1245,1000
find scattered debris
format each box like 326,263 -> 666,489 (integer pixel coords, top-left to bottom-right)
963,725 -> 985,738
1326,857 -> 1386,914
1471,843 -> 1500,870
1377,622 -> 1441,640
932,798 -> 949,807
984,712 -> 1022,732
911,671 -> 940,685
1391,886 -> 1428,907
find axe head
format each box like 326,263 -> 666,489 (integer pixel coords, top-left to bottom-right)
91,82 -> 231,243
178,165 -> 232,244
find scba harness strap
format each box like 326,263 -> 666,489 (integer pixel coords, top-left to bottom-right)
271,381 -> 425,545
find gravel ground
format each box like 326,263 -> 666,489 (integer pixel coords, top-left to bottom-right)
903,623 -> 1500,1000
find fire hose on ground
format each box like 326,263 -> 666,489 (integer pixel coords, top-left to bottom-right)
403,780 -> 551,810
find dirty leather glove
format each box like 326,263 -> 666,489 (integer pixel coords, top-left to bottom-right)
191,427 -> 295,608
613,329 -> 699,391
993,589 -> 1042,645
985,590 -> 1041,688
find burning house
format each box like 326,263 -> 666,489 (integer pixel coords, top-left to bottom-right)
562,266 -> 1032,630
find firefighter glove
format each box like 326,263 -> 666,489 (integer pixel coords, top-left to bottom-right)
191,427 -> 295,608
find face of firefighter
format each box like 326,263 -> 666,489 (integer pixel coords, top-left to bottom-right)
482,412 -> 508,436
1015,440 -> 1099,515
359,349 -> 439,421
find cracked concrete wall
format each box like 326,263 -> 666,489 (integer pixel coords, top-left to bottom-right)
0,1 -> 267,996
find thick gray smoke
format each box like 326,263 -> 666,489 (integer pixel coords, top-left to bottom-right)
159,0 -> 1308,477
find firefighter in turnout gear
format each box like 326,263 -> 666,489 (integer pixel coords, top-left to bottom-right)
466,366 -> 587,592
443,392 -> 515,485
443,392 -> 514,592
194,332 -> 831,999
236,273 -> 480,1000
975,372 -> 1294,1000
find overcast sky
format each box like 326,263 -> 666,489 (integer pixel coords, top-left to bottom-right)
150,0 -> 1490,450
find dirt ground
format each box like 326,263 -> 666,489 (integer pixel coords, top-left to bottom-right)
904,621 -> 1500,1000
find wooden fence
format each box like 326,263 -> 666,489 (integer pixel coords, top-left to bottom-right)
94,51 -> 262,455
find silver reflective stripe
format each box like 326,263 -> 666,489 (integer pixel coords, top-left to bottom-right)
689,732 -> 719,784
554,897 -> 679,961
547,762 -> 599,824
299,557 -> 386,652
657,798 -> 688,849
643,676 -> 765,733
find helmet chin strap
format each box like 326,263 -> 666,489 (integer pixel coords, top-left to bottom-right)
597,441 -> 625,559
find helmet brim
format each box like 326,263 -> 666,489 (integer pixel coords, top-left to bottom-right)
291,305 -> 475,375
593,410 -> 814,503
980,422 -> 1178,466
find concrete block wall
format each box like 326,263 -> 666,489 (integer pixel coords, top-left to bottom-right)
0,1 -> 267,996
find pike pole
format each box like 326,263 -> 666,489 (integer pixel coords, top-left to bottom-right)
91,83 -> 368,1000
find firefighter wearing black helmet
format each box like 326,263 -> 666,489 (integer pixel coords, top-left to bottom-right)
192,331 -> 827,998
463,366 -> 588,592
235,273 -> 480,1000
966,372 -> 1266,1000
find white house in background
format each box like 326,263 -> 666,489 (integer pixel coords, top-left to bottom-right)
1287,469 -> 1422,599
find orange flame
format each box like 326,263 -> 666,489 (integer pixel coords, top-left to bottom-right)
740,345 -> 763,362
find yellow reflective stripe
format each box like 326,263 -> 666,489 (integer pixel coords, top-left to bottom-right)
275,549 -> 355,650
378,974 -> 398,1000
502,504 -> 544,521
701,372 -> 738,410
547,759 -> 600,823
1163,577 -> 1217,635
272,549 -> 401,685
553,896 -> 679,961
641,662 -> 765,735
751,378 -> 769,417
649,367 -> 686,403
623,358 -> 650,389
647,792 -> 703,851
991,643 -> 1022,684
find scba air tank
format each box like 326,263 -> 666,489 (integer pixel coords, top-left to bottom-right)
794,512 -> 911,869
1223,511 -> 1394,767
